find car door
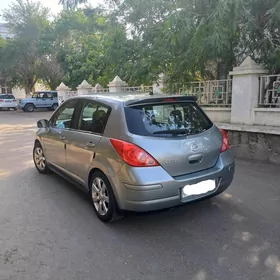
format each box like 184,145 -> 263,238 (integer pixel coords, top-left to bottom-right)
33,93 -> 44,108
43,99 -> 79,170
45,92 -> 54,107
64,99 -> 111,184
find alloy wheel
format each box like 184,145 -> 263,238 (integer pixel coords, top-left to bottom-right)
91,177 -> 109,216
34,147 -> 46,171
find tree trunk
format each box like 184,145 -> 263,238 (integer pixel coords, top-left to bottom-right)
24,77 -> 37,96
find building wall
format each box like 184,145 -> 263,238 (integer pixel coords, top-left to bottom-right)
12,87 -> 26,99
202,107 -> 231,123
0,23 -> 13,39
227,130 -> 280,165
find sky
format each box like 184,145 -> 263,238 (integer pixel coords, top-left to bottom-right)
0,0 -> 105,18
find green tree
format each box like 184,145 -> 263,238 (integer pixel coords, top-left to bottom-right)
109,0 -> 280,88
0,36 -> 6,49
47,8 -> 153,89
0,0 -> 52,94
58,0 -> 88,10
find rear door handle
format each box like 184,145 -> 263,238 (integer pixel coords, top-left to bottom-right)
59,135 -> 65,140
86,142 -> 95,148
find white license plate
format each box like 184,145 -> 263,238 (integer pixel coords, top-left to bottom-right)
182,180 -> 216,198
5,100 -> 12,103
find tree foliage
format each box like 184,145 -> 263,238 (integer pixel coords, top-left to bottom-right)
58,0 -> 88,10
109,0 -> 280,87
0,0 -> 52,93
0,0 -> 279,94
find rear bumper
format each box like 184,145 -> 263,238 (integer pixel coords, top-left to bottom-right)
0,103 -> 17,108
114,150 -> 235,212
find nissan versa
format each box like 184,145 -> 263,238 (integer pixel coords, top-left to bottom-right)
33,93 -> 235,222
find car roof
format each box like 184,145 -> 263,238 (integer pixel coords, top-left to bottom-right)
73,92 -> 197,106
0,93 -> 14,97
36,91 -> 57,93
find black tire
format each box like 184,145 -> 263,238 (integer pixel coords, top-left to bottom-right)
25,103 -> 35,112
89,171 -> 122,222
33,141 -> 51,174
51,103 -> 58,111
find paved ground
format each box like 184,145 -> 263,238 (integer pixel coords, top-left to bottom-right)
0,110 -> 280,280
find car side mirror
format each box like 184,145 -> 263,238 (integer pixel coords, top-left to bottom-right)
37,119 -> 49,128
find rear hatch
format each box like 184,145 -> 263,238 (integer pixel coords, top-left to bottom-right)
0,94 -> 16,105
124,96 -> 222,177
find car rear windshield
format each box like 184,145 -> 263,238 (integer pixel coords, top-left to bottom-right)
0,94 -> 15,100
124,102 -> 213,137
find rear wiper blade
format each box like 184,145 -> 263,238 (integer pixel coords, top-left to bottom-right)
153,129 -> 188,135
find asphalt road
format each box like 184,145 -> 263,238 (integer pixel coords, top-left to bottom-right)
0,110 -> 280,280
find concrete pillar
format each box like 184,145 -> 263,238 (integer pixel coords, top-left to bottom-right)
229,56 -> 268,125
107,76 -> 127,92
77,80 -> 93,96
94,83 -> 103,92
56,82 -> 70,106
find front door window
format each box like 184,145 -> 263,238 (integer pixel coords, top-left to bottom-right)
50,100 -> 77,129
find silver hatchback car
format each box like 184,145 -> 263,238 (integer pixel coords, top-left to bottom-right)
33,93 -> 235,222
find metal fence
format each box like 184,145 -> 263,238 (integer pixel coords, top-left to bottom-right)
179,79 -> 232,107
121,86 -> 153,93
259,74 -> 280,108
91,88 -> 109,93
58,91 -> 78,104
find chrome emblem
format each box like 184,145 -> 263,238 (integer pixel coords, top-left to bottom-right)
191,143 -> 199,152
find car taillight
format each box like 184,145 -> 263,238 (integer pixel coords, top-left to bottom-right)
110,139 -> 159,167
13,100 -> 17,102
220,129 -> 229,152
0,100 -> 3,102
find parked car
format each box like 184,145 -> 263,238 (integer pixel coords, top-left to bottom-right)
33,94 -> 235,222
18,91 -> 58,112
0,94 -> 17,110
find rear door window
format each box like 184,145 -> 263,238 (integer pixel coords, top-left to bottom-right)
77,100 -> 111,134
125,102 -> 212,137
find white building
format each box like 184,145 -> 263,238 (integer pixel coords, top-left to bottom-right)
0,23 -> 13,39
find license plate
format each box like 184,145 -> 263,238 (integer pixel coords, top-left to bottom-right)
5,100 -> 12,103
182,180 -> 216,198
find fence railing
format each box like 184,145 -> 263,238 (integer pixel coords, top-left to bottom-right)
91,88 -> 109,93
259,74 -> 280,108
179,79 -> 232,107
58,91 -> 77,104
121,86 -> 153,93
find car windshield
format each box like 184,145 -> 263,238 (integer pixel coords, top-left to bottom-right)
125,102 -> 213,137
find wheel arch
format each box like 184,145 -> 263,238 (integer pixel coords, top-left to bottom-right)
24,102 -> 36,109
87,167 -> 121,206
34,137 -> 44,150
